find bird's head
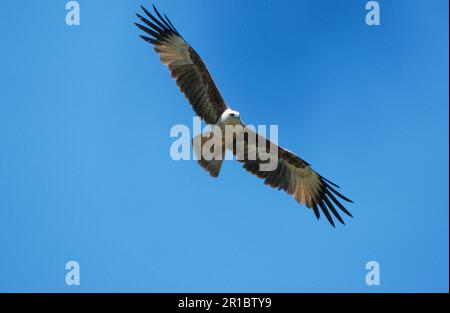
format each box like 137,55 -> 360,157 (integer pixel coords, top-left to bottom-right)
220,109 -> 241,125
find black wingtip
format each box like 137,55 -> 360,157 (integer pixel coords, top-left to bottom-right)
323,189 -> 353,218
163,13 -> 181,36
140,4 -> 148,16
323,194 -> 345,225
312,204 -> 320,220
136,13 -> 146,21
323,180 -> 353,203
318,201 -> 335,227
141,4 -> 155,21
134,22 -> 143,31
138,35 -> 151,42
152,4 -> 161,14
152,4 -> 162,18
320,175 -> 340,188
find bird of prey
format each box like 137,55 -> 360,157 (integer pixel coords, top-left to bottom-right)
135,5 -> 353,226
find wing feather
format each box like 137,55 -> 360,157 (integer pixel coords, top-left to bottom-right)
135,6 -> 228,124
234,126 -> 353,226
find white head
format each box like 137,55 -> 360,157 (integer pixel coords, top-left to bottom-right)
220,109 -> 241,125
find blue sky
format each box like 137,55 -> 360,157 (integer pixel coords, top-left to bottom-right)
0,0 -> 448,292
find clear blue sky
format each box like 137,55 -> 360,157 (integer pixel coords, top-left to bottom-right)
0,0 -> 448,292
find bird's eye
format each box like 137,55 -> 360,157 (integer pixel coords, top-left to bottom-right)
230,113 -> 235,117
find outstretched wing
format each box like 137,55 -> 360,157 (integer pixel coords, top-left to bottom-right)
234,127 -> 353,227
135,5 -> 228,124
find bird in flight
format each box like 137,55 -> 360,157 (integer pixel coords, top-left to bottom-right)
135,5 -> 353,227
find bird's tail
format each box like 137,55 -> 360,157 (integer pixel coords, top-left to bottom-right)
192,130 -> 224,177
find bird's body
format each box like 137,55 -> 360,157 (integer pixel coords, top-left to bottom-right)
135,5 -> 354,226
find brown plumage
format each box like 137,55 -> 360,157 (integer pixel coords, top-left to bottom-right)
231,127 -> 353,227
135,5 -> 353,227
135,5 -> 228,124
